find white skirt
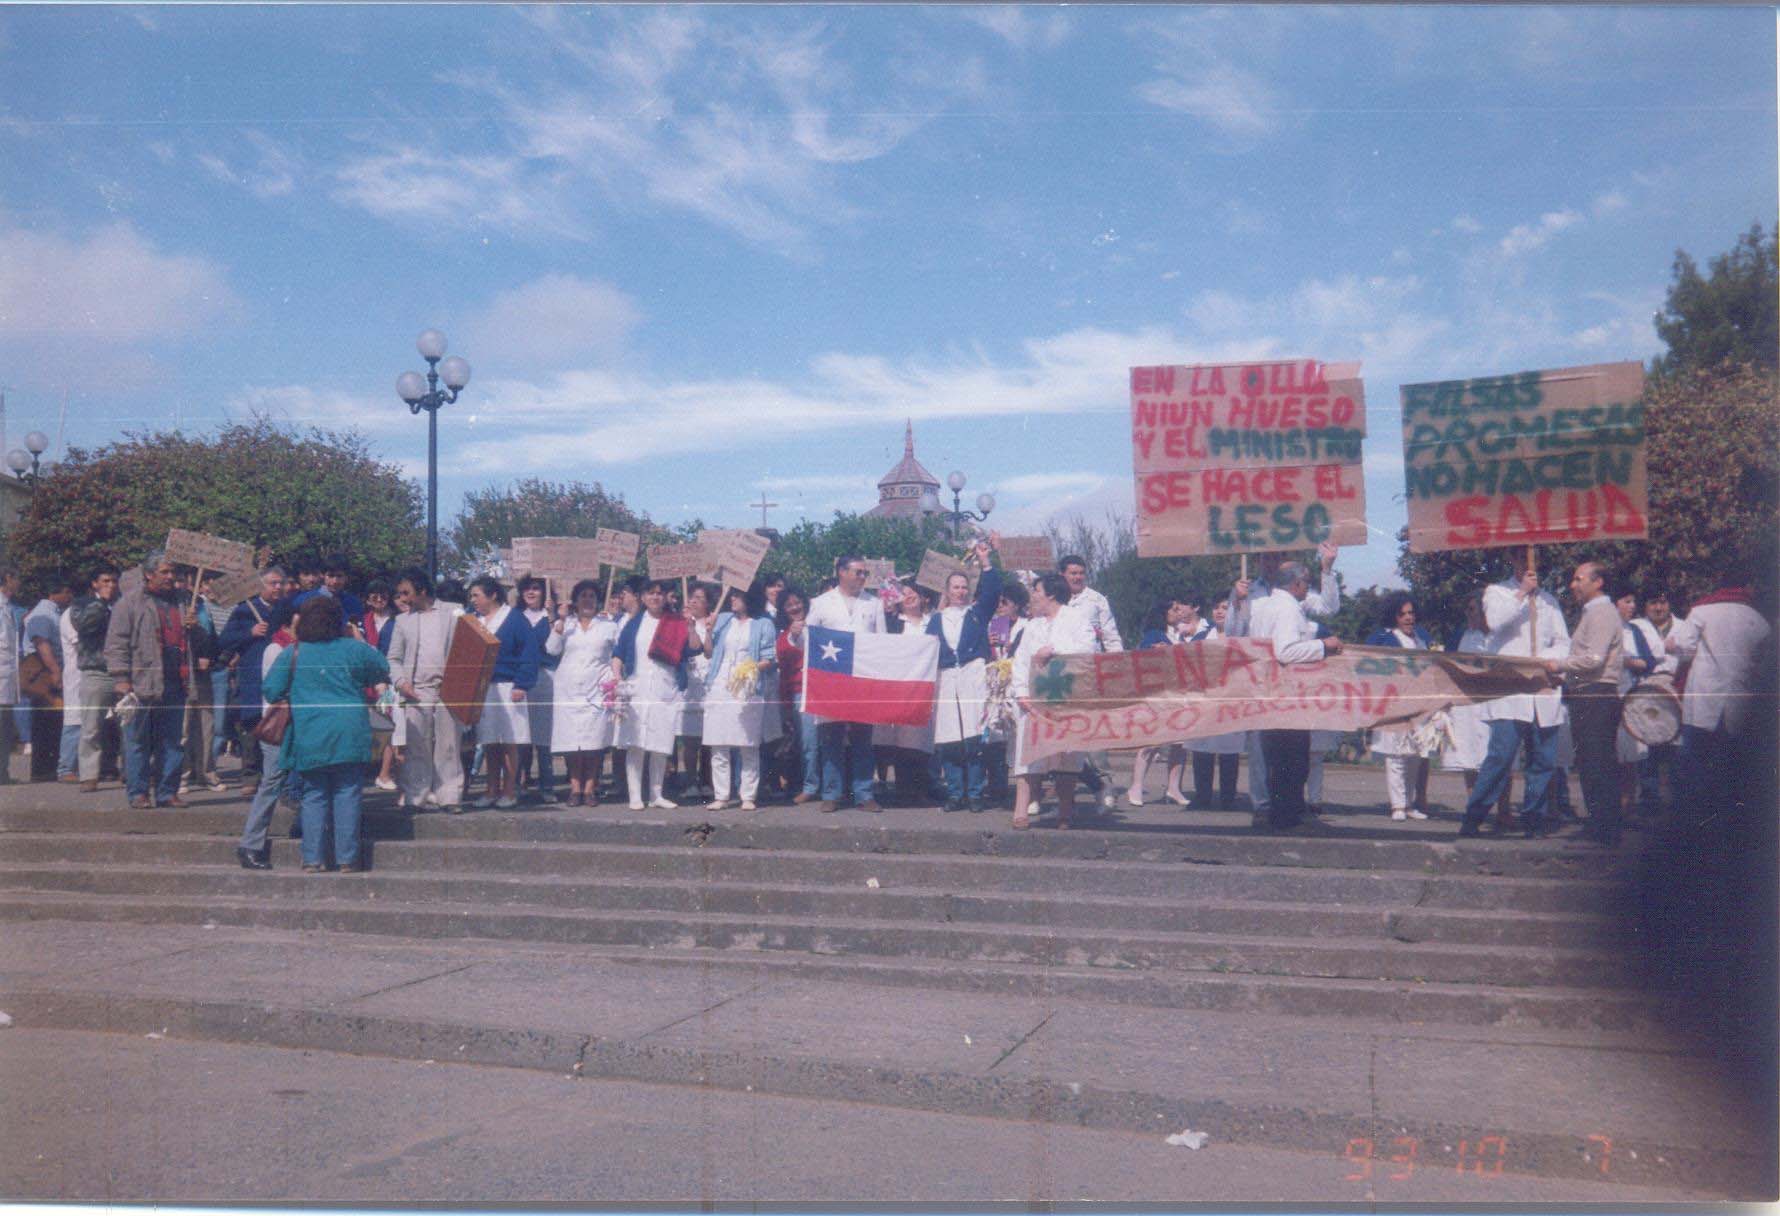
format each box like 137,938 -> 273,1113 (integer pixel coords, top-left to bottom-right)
933,661 -> 988,746
553,694 -> 618,753
476,682 -> 531,746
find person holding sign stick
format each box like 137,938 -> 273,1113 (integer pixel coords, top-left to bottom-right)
930,534 -> 1002,813
544,579 -> 620,807
1247,562 -> 1343,832
1459,553 -> 1569,839
466,576 -> 540,810
1364,594 -> 1436,821
1544,562 -> 1626,846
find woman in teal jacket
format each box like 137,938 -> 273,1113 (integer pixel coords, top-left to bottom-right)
261,595 -> 391,872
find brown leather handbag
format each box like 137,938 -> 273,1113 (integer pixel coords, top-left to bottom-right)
250,644 -> 296,746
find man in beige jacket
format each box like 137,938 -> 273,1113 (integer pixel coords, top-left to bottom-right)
1546,561 -> 1625,846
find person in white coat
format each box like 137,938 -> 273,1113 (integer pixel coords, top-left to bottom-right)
1459,555 -> 1570,838
544,579 -> 621,807
1010,572 -> 1098,830
802,554 -> 887,812
1248,561 -> 1342,831
613,579 -> 702,810
1667,582 -> 1773,826
0,569 -> 18,783
702,581 -> 778,811
1442,593 -> 1496,808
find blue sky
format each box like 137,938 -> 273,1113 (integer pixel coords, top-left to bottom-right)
0,4 -> 1773,586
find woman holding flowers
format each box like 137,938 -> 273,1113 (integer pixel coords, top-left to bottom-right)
702,580 -> 778,811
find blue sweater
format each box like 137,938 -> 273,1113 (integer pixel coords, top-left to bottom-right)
217,595 -> 295,723
926,567 -> 1002,669
490,608 -> 542,689
1364,625 -> 1434,649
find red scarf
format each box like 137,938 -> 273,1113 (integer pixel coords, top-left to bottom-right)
1690,587 -> 1755,610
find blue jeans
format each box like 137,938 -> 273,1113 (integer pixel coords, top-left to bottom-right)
796,710 -> 822,796
124,697 -> 186,803
299,762 -> 364,868
209,669 -> 232,764
818,721 -> 874,804
57,722 -> 80,777
1465,718 -> 1557,828
938,738 -> 985,803
239,741 -> 287,854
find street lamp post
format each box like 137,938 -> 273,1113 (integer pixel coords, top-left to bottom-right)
5,431 -> 50,486
395,329 -> 471,581
922,469 -> 995,541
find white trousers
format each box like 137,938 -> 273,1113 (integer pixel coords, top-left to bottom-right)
710,745 -> 760,801
625,747 -> 665,805
1385,754 -> 1427,811
399,696 -> 464,807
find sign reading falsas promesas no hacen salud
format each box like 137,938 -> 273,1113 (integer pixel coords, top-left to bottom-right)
1399,360 -> 1647,553
1131,359 -> 1368,558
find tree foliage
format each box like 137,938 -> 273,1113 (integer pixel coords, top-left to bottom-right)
5,418 -> 422,594
767,512 -> 964,592
1653,223 -> 1778,379
443,478 -> 677,578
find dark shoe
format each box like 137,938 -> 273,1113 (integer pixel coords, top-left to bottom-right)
162,795 -> 188,808
943,798 -> 967,813
78,780 -> 98,793
301,864 -> 326,873
128,795 -> 150,809
792,792 -> 817,805
1523,817 -> 1550,840
812,800 -> 839,814
967,799 -> 984,813
58,773 -> 81,785
855,800 -> 884,814
236,847 -> 272,871
337,864 -> 364,873
1457,822 -> 1484,838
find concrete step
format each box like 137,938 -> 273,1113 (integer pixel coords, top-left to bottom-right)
0,855 -> 1628,950
0,883 -> 1641,990
0,804 -> 1636,881
0,830 -> 1628,916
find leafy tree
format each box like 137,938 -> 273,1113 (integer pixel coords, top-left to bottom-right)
1653,223 -> 1778,379
768,511 -> 963,592
443,478 -> 676,578
5,418 -> 422,594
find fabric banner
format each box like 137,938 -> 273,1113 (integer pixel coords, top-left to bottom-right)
1400,360 -> 1647,552
802,624 -> 939,727
1019,639 -> 1552,763
1132,359 -> 1368,557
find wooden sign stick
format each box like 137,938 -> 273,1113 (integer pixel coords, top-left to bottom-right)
603,565 -> 615,608
1526,544 -> 1538,656
190,567 -> 205,611
681,575 -> 688,605
1240,554 -> 1248,581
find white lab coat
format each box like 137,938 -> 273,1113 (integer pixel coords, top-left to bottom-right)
1671,601 -> 1773,735
544,615 -> 620,753
1477,581 -> 1569,727
1010,605 -> 1097,776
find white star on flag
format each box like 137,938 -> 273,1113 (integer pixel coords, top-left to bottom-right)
819,640 -> 842,663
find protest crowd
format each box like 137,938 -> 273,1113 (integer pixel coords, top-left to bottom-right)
0,516 -> 1769,871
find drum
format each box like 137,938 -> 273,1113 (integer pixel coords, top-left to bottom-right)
1621,673 -> 1682,746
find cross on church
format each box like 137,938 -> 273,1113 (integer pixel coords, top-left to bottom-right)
750,491 -> 779,528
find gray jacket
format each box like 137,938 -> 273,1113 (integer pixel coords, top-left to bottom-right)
104,587 -> 182,703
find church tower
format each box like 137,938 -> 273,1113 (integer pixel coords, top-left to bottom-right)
865,420 -> 941,519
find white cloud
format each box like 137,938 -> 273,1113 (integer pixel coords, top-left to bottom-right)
1591,190 -> 1629,217
0,220 -> 237,341
959,6 -> 1071,51
464,274 -> 641,370
1451,214 -> 1482,234
1497,208 -> 1582,257
331,146 -> 583,239
1136,64 -> 1278,139
196,130 -> 301,199
991,471 -> 1106,498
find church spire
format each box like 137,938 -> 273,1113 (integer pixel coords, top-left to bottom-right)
904,418 -> 915,457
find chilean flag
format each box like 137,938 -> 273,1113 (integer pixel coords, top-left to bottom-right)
802,625 -> 939,727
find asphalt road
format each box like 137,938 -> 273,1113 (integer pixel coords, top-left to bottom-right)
0,1028 -> 1712,1205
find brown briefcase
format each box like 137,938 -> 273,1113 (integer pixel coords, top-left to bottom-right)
441,612 -> 500,727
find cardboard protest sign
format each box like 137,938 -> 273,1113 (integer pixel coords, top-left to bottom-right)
996,535 -> 1055,572
513,536 -> 607,579
1400,361 -> 1647,553
649,542 -> 708,581
861,559 -> 900,590
593,527 -> 641,569
1020,639 -> 1552,764
697,529 -> 773,591
1131,360 -> 1368,558
915,549 -> 979,596
203,568 -> 262,609
164,528 -> 255,576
